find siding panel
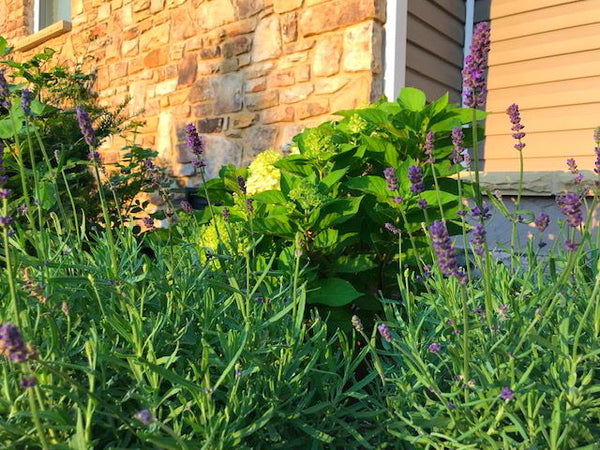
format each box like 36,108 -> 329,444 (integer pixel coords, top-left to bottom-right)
489,22 -> 600,65
405,1 -> 465,103
484,0 -> 600,172
491,0 -> 600,41
490,0 -> 579,19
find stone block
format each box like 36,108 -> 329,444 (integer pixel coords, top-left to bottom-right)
132,0 -> 150,12
343,21 -> 380,72
156,111 -> 173,160
245,91 -> 279,111
281,12 -> 298,43
188,78 -> 214,103
245,77 -> 267,93
150,0 -> 165,13
274,0 -> 303,13
299,0 -> 385,36
122,38 -> 138,56
170,163 -> 195,177
315,76 -> 348,95
199,45 -> 221,59
197,118 -> 225,133
268,70 -> 295,87
170,5 -> 196,40
246,126 -> 278,157
280,83 -> 314,104
262,106 -> 295,124
238,54 -> 252,67
220,58 -> 240,73
202,135 -> 242,179
296,65 -> 310,82
244,61 -> 275,79
296,100 -> 329,119
222,36 -> 252,58
279,124 -> 307,147
177,54 -> 197,87
212,73 -> 244,114
195,0 -> 236,31
313,35 -> 342,76
252,16 -> 282,62
233,0 -> 264,18
232,113 -> 258,129
144,48 -> 168,68
156,79 -> 178,96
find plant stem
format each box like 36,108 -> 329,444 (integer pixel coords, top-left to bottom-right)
92,161 -> 118,276
2,198 -> 20,329
28,387 -> 49,449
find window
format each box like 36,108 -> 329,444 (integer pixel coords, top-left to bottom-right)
34,0 -> 71,32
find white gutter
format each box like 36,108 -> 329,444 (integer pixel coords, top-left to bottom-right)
384,0 -> 408,101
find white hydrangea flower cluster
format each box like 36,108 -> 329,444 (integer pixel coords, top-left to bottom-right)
246,149 -> 282,196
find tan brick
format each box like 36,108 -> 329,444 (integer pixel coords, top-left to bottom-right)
268,70 -> 295,87
245,77 -> 267,93
246,91 -> 279,111
262,106 -> 295,124
313,35 -> 342,76
299,0 -> 385,36
280,83 -> 314,104
274,0 -> 303,13
296,100 -> 329,119
232,113 -> 259,129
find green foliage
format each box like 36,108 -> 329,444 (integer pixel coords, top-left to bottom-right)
198,89 -> 478,307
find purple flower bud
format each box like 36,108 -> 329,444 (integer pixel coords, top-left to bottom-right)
75,106 -> 96,147
499,386 -> 514,402
134,409 -> 154,425
566,158 -> 578,174
470,204 -> 491,220
179,200 -> 193,214
384,222 -> 401,235
417,199 -> 428,210
428,342 -> 441,354
88,151 -> 101,163
245,198 -> 254,213
19,376 -> 36,389
564,239 -> 578,252
470,223 -> 486,255
142,216 -> 155,232
506,104 -> 526,151
237,176 -> 247,195
377,323 -> 393,342
534,213 -> 550,232
556,192 -> 583,228
393,195 -> 403,204
17,204 -> 27,215
408,165 -> 424,194
0,70 -> 10,109
451,127 -> 464,164
462,22 -> 491,108
0,188 -> 11,199
497,304 -> 509,319
0,216 -> 13,227
20,89 -> 33,117
424,131 -> 435,163
0,323 -> 34,363
383,167 -> 398,191
221,207 -> 230,221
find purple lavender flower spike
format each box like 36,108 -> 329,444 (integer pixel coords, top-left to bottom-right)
134,409 -> 154,425
556,192 -> 583,228
0,70 -> 10,109
179,200 -> 193,214
19,376 -> 36,389
383,167 -> 398,191
222,207 -> 230,221
0,188 -> 11,199
408,165 -> 424,194
245,198 -> 254,213
534,212 -> 550,232
417,199 -> 428,210
566,158 -> 578,174
142,216 -> 155,232
0,216 -> 13,227
185,123 -> 204,156
393,195 -> 403,204
499,387 -> 514,402
236,176 -> 247,195
0,323 -> 34,363
384,222 -> 401,235
564,239 -> 578,252
428,342 -> 441,354
470,223 -> 486,256
75,105 -> 96,147
424,131 -> 435,163
470,204 -> 491,220
462,22 -> 491,108
20,89 -> 33,117
429,220 -> 461,279
506,104 -> 526,152
377,323 -> 393,342
451,127 -> 464,164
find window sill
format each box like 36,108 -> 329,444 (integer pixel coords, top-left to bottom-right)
478,171 -> 591,196
14,20 -> 71,52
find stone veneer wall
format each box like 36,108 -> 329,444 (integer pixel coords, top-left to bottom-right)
1,0 -> 385,187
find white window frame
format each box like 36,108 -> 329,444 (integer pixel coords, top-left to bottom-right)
33,0 -> 71,33
383,0 -> 408,101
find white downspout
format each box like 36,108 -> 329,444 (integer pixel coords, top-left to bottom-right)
384,0 -> 408,101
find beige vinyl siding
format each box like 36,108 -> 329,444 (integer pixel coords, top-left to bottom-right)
405,0 -> 465,104
484,0 -> 600,172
